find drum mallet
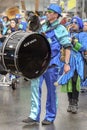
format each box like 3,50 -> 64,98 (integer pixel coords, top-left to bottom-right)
54,72 -> 65,87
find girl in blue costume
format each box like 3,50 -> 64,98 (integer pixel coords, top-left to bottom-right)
23,4 -> 72,125
59,16 -> 87,113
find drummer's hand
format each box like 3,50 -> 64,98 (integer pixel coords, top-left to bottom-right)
64,64 -> 70,73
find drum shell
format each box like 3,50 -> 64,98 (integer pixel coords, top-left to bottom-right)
2,31 -> 51,79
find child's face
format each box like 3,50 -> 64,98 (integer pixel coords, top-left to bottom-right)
10,20 -> 16,28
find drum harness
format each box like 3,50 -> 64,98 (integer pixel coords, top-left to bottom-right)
42,23 -> 62,69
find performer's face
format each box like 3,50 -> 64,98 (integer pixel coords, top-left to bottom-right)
71,19 -> 79,31
46,10 -> 58,23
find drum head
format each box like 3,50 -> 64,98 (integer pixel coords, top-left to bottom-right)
17,33 -> 51,79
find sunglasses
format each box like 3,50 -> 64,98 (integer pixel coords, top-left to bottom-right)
47,10 -> 55,13
71,21 -> 78,24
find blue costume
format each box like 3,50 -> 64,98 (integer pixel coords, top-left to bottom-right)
29,20 -> 71,122
22,4 -> 72,125
58,16 -> 87,113
18,21 -> 27,31
59,18 -> 87,87
15,14 -> 28,31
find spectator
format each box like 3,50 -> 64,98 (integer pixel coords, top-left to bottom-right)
15,14 -> 28,31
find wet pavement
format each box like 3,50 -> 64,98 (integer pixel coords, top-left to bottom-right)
0,77 -> 87,130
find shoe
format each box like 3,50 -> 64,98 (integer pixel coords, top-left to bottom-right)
67,105 -> 72,112
71,105 -> 78,114
42,119 -> 53,125
22,117 -> 39,125
71,99 -> 78,114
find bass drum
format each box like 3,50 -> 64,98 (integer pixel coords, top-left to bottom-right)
1,31 -> 51,79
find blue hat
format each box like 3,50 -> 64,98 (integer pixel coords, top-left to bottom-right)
47,4 -> 62,16
71,16 -> 83,29
15,14 -> 22,19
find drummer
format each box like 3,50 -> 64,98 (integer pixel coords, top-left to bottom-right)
22,4 -> 72,125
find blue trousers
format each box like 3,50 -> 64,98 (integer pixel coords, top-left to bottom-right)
29,66 -> 58,122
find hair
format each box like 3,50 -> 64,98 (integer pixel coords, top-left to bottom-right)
28,15 -> 41,31
8,18 -> 18,32
3,16 -> 9,21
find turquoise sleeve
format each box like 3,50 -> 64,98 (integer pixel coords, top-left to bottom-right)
55,25 -> 72,47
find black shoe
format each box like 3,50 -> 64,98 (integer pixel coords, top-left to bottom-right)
71,99 -> 78,114
42,119 -> 53,125
22,117 -> 39,125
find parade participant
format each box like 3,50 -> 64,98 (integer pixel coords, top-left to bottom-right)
2,16 -> 10,35
15,14 -> 28,31
7,18 -> 18,34
58,16 -> 87,114
22,3 -> 72,125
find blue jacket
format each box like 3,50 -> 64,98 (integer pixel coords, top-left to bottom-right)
41,20 -> 71,67
59,31 -> 87,85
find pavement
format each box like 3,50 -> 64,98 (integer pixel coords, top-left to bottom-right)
0,77 -> 87,130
